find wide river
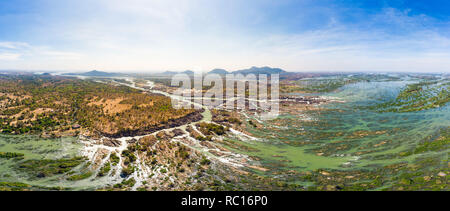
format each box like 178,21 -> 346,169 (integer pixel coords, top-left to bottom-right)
0,77 -> 448,188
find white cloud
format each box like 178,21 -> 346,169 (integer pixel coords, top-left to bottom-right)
0,42 -> 31,50
40,51 -> 82,60
0,41 -> 83,69
0,53 -> 21,61
1,2 -> 449,72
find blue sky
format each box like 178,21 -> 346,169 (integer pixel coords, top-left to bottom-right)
0,0 -> 449,72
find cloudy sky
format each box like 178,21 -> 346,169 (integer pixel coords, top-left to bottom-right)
0,0 -> 449,72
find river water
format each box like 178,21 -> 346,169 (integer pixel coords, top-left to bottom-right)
221,79 -> 450,177
1,76 -> 448,188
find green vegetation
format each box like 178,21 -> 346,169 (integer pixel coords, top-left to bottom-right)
200,156 -> 211,166
228,117 -> 241,125
218,139 -> 260,152
67,171 -> 93,181
300,155 -> 449,191
121,150 -> 137,165
280,74 -> 401,93
114,177 -> 136,189
0,152 -> 25,160
97,162 -> 111,177
399,127 -> 450,157
113,78 -> 132,85
0,182 -> 32,191
0,74 -> 196,137
248,120 -> 257,127
121,165 -> 135,177
1,73 -> 448,191
0,182 -> 68,191
413,137 -> 449,154
280,76 -> 362,93
196,122 -> 227,136
196,135 -> 213,142
296,79 -> 358,93
374,80 -> 449,112
110,153 -> 120,166
120,146 -> 137,177
176,146 -> 190,159
0,182 -> 66,191
17,157 -> 85,178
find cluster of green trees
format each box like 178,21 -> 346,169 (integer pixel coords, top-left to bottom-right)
0,74 -> 196,136
97,162 -> 111,177
196,122 -> 227,136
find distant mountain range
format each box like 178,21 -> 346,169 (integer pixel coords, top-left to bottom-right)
62,67 -> 287,77
160,67 -> 287,75
208,69 -> 229,75
182,70 -> 194,75
232,66 -> 286,75
63,70 -> 122,77
206,66 -> 287,75
160,71 -> 179,75
161,70 -> 194,75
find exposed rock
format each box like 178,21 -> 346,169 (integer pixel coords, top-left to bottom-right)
102,138 -> 121,147
320,171 -> 331,176
72,124 -> 81,129
248,165 -> 269,172
127,138 -> 138,144
156,131 -> 168,140
172,129 -> 185,137
92,148 -> 110,169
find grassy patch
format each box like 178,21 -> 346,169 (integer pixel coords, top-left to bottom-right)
67,171 -> 93,181
0,152 -> 25,160
97,162 -> 111,177
374,80 -> 449,112
17,157 -> 85,178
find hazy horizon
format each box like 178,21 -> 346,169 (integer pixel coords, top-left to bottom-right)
1,0 -> 450,73
1,68 -> 448,75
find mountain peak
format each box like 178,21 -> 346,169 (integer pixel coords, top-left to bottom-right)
63,70 -> 121,77
232,66 -> 286,75
208,68 -> 229,75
